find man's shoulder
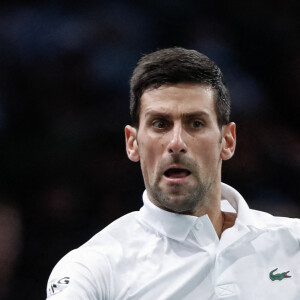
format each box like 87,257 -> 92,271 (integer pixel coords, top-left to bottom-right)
50,210 -> 149,269
46,211 -> 145,298
63,210 -> 143,258
85,210 -> 144,247
249,208 -> 300,236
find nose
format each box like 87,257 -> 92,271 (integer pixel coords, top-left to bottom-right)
167,124 -> 187,154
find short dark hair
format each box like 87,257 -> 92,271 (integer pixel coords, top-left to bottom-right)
130,47 -> 231,128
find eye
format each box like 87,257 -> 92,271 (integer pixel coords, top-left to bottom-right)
191,120 -> 203,128
152,120 -> 167,129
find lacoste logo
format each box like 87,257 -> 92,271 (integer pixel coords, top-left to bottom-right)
269,268 -> 291,281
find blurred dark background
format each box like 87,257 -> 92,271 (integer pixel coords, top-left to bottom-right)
0,0 -> 298,299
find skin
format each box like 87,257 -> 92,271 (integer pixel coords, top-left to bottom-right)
125,83 -> 236,238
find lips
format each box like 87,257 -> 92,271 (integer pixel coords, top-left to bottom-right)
164,168 -> 191,179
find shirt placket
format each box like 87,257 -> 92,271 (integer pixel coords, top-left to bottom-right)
213,224 -> 251,299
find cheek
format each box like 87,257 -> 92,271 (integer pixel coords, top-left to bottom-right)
139,144 -> 161,188
193,137 -> 222,161
139,141 -> 158,172
139,132 -> 165,161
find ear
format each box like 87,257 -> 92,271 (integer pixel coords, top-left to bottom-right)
125,125 -> 140,162
220,122 -> 236,160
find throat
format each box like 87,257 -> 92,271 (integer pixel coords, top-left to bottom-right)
222,211 -> 237,232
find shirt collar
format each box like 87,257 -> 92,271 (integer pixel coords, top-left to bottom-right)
220,183 -> 265,229
139,182 -> 265,242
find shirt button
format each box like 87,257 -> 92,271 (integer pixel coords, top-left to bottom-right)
194,222 -> 203,230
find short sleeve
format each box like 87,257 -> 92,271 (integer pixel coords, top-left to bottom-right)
46,249 -> 111,300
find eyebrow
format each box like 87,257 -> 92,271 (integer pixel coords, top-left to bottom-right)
144,111 -> 170,119
144,110 -> 210,119
182,111 -> 210,119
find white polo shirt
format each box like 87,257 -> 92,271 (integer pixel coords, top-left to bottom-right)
46,183 -> 300,299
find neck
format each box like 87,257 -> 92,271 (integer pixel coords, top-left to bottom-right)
203,202 -> 224,239
193,181 -> 224,238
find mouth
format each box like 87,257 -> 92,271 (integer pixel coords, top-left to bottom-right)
163,167 -> 191,182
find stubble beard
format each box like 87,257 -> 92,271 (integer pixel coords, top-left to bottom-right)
148,157 -> 216,214
149,180 -> 212,214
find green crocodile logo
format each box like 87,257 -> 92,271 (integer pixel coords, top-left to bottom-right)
269,268 -> 291,281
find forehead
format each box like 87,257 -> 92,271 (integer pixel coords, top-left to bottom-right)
140,83 -> 217,119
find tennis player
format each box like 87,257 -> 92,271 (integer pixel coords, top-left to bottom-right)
46,47 -> 300,299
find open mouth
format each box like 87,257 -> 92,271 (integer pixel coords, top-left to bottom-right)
164,168 -> 191,179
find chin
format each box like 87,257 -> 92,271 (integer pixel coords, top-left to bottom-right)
162,196 -> 196,213
149,184 -> 200,213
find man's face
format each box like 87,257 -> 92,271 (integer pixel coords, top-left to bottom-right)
125,83 -> 235,214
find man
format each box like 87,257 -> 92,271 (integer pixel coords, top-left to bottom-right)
46,48 -> 300,299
